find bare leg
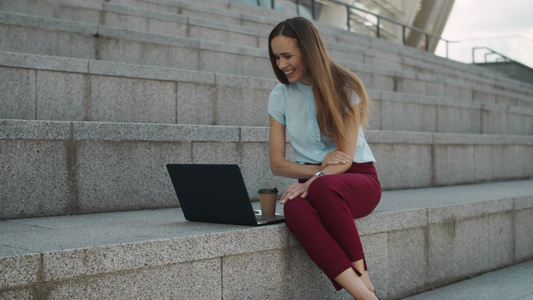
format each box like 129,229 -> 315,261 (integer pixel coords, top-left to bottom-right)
334,268 -> 378,300
352,259 -> 375,294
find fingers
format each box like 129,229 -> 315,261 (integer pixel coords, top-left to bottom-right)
334,150 -> 350,162
321,153 -> 351,170
324,151 -> 350,165
280,191 -> 290,204
280,183 -> 308,204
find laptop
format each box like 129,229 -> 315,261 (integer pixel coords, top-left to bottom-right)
166,164 -> 285,226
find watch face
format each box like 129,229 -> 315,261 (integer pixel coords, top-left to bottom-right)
315,172 -> 325,177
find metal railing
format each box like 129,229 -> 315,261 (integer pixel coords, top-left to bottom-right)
472,47 -> 513,64
261,0 -> 452,58
246,0 -> 531,73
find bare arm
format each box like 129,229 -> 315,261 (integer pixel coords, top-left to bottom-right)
280,103 -> 361,203
269,115 -> 322,179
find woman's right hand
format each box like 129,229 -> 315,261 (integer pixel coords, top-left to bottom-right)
280,182 -> 310,204
321,147 -> 350,169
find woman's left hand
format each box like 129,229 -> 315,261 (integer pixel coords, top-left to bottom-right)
321,147 -> 350,169
280,182 -> 309,204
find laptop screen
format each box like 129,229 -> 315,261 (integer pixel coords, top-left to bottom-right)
166,164 -> 259,225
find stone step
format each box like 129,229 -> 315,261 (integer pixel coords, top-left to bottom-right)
106,0 -> 533,94
1,0 -> 271,48
1,2 -> 531,300
0,10 -> 269,77
65,0 -> 533,96
1,51 -> 532,135
0,0 -> 399,68
1,10 -> 532,108
1,179 -> 532,299
0,51 -> 276,126
1,119 -> 532,220
399,260 -> 533,300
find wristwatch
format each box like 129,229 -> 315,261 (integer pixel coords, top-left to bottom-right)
314,171 -> 325,178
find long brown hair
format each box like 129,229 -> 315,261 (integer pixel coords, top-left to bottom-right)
268,17 -> 371,149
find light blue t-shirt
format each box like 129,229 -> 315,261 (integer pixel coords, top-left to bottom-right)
268,82 -> 376,164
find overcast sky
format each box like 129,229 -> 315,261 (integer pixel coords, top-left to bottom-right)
435,0 -> 533,67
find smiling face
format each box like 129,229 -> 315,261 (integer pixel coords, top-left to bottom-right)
270,35 -> 312,85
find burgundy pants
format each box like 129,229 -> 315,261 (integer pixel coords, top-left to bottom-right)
284,162 -> 381,291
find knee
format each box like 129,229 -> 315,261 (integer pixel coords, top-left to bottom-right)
283,197 -> 307,218
283,199 -> 297,217
308,176 -> 341,203
283,197 -> 315,225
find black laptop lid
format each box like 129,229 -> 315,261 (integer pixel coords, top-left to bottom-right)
166,164 -> 258,226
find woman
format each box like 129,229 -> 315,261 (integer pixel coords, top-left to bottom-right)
267,17 -> 381,300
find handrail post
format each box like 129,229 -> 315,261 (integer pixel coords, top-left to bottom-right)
376,17 -> 381,38
346,6 -> 351,31
402,25 -> 406,45
425,34 -> 429,51
311,0 -> 316,20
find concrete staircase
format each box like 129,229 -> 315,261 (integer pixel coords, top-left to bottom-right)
1,0 -> 532,299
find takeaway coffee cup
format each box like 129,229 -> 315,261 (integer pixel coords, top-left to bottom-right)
258,188 -> 278,216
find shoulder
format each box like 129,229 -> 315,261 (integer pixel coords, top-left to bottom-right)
269,83 -> 302,101
270,83 -> 288,95
269,84 -> 286,103
268,84 -> 288,124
